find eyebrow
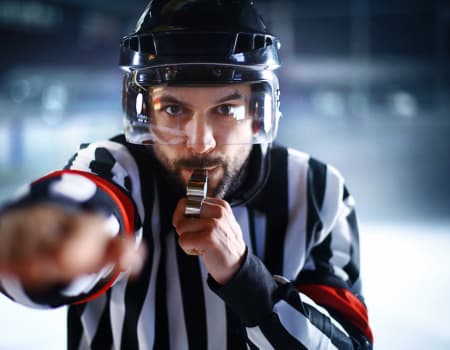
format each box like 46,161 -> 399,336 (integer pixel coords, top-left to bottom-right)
156,91 -> 245,106
157,95 -> 185,105
215,91 -> 245,104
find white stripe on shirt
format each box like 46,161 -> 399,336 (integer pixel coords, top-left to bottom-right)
1,277 -> 50,309
165,231 -> 189,350
110,276 -> 129,350
317,165 -> 344,243
137,184 -> 161,349
200,260 -> 227,350
274,299 -> 338,350
246,326 -> 276,350
80,293 -> 107,346
283,149 -> 310,280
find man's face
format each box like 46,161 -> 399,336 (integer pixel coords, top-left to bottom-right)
150,84 -> 253,198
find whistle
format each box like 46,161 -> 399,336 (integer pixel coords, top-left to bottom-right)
184,169 -> 208,217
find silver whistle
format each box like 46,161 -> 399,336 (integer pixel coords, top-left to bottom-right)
184,169 -> 208,217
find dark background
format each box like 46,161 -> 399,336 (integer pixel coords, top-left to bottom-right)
0,1 -> 449,349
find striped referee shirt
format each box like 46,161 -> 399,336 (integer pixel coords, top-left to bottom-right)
0,134 -> 373,349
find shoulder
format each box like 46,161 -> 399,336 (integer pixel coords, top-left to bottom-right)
67,134 -> 145,166
272,145 -> 346,232
64,134 -> 148,184
269,144 -> 343,185
82,134 -> 131,156
281,146 -> 344,188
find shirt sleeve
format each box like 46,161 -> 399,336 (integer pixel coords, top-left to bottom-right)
0,139 -> 143,308
208,167 -> 373,349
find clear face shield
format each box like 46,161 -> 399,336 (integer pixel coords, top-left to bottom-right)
122,66 -> 281,146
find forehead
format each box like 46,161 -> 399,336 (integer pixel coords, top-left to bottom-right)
151,84 -> 252,102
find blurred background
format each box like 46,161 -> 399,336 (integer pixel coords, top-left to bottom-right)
0,0 -> 449,348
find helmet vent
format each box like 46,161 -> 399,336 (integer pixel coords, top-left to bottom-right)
254,35 -> 265,50
139,34 -> 157,55
123,35 -> 157,55
234,33 -> 253,53
129,37 -> 139,51
120,32 -> 280,68
233,33 -> 273,54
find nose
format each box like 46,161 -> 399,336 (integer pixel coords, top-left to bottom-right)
185,115 -> 216,155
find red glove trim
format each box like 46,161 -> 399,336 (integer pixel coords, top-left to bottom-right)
298,284 -> 373,343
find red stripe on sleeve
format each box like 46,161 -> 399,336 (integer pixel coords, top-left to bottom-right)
34,169 -> 135,304
298,284 -> 373,343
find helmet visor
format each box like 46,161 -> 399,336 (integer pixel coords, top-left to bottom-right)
123,79 -> 279,145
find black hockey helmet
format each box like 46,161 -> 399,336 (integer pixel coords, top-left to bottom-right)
120,0 -> 282,146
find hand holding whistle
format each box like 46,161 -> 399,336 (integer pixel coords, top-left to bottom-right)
184,169 -> 208,217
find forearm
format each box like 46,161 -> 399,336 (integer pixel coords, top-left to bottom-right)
209,252 -> 372,349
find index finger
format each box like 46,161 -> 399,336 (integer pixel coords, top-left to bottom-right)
172,198 -> 188,228
172,197 -> 231,229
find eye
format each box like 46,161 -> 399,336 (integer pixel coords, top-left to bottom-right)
163,104 -> 185,117
216,104 -> 236,116
214,104 -> 246,121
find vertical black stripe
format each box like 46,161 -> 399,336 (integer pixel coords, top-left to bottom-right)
67,303 -> 86,350
307,158 -> 327,208
226,307 -> 247,350
176,245 -> 208,350
91,292 -> 113,349
305,157 -> 327,249
343,208 -> 361,285
120,222 -> 154,350
153,246 -> 170,349
120,144 -> 155,350
124,175 -> 132,193
311,234 -> 334,275
246,206 -> 258,255
260,146 -> 289,275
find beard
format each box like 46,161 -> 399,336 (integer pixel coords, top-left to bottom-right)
152,145 -> 252,198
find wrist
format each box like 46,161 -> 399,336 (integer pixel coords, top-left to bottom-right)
207,252 -> 278,326
210,247 -> 247,285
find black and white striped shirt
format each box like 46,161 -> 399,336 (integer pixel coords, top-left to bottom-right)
0,134 -> 373,349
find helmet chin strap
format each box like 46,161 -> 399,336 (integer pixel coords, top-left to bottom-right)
226,143 -> 271,207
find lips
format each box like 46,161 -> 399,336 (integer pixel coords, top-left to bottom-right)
186,166 -> 219,176
176,157 -> 223,186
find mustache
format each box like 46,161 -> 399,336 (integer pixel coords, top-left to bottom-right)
175,156 -> 224,169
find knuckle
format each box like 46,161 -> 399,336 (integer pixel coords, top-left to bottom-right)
221,200 -> 231,210
214,206 -> 226,219
206,218 -> 220,231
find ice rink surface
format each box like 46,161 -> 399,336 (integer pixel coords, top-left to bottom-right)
0,221 -> 449,349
